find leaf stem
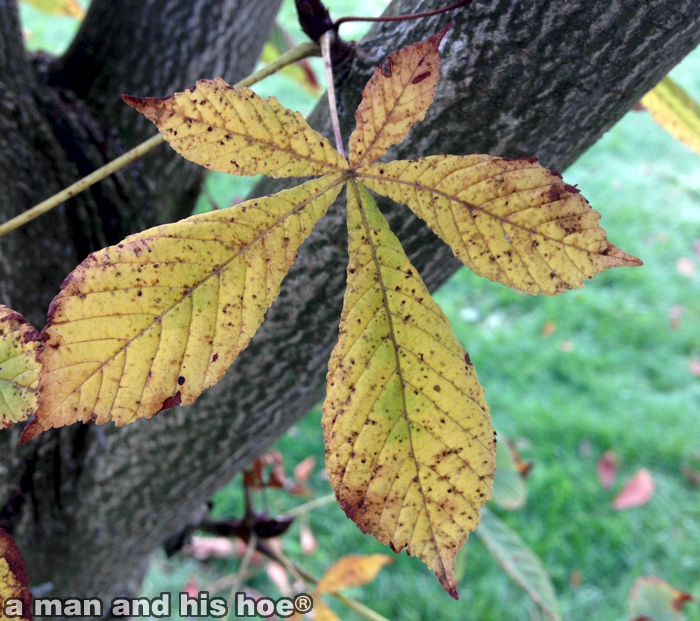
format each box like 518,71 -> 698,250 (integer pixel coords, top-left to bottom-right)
0,40 -> 321,238
334,0 -> 473,28
320,30 -> 345,158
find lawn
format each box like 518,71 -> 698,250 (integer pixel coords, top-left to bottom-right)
19,1 -> 700,619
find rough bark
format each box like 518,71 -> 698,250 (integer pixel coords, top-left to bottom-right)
0,0 -> 699,611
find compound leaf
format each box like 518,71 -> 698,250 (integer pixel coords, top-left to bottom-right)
348,25 -> 449,169
124,79 -> 347,178
23,175 -> 344,441
641,77 -> 700,156
0,307 -> 40,429
323,182 -> 495,598
357,156 -> 642,295
0,528 -> 32,621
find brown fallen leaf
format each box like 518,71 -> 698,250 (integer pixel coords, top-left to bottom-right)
680,464 -> 700,485
689,358 -> 700,377
669,305 -> 683,330
316,554 -> 393,594
613,469 -> 655,510
541,321 -> 556,337
300,522 -> 317,555
628,575 -> 693,621
266,561 -> 292,596
182,535 -> 235,560
597,450 -> 618,490
677,257 -> 696,276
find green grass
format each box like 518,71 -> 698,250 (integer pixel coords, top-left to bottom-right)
18,2 -> 700,620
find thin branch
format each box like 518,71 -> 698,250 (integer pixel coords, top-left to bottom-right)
0,40 -> 320,238
228,531 -> 258,611
282,493 -> 336,518
320,30 -> 345,158
334,0 -> 473,28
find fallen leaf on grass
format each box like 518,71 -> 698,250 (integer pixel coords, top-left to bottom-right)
541,321 -> 556,337
668,305 -> 683,330
597,450 -> 618,490
299,522 -> 317,555
316,554 -> 393,594
689,359 -> 700,377
294,456 -> 316,484
628,575 -> 693,621
183,535 -> 235,560
680,464 -> 700,485
266,561 -> 292,596
677,258 -> 696,276
613,469 -> 655,510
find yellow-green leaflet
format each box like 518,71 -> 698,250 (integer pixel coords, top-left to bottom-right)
26,175 -> 343,440
0,306 -> 40,429
323,182 -> 495,597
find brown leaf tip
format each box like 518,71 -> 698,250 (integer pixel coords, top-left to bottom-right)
448,588 -> 459,601
19,418 -> 43,444
429,23 -> 453,51
158,391 -> 182,414
122,94 -> 149,111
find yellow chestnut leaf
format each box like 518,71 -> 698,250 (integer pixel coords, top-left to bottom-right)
357,155 -> 642,295
316,554 -> 393,594
641,76 -> 700,156
124,79 -> 348,178
24,175 -> 343,440
348,25 -> 449,169
0,306 -> 40,429
323,182 -> 495,598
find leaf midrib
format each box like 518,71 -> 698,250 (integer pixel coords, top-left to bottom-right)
356,171 -> 601,254
349,179 -> 450,581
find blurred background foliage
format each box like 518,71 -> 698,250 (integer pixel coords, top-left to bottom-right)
19,0 -> 700,619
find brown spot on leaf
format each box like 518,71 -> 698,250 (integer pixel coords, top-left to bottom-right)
380,57 -> 393,77
412,71 -> 432,84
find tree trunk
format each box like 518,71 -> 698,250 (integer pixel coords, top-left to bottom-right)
1,0 -> 699,611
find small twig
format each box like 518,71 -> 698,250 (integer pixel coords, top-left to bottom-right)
282,493 -> 336,518
0,40 -> 320,238
228,531 -> 259,609
255,540 -> 390,621
268,544 -> 308,588
320,30 -> 345,158
204,573 -> 237,597
334,0 -> 473,28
